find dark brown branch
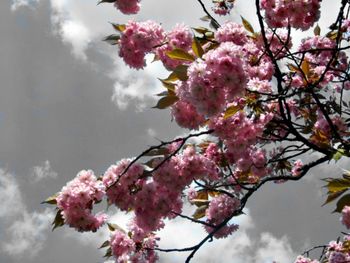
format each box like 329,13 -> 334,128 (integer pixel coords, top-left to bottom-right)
195,0 -> 220,29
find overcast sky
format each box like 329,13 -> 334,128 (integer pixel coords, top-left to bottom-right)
0,0 -> 348,262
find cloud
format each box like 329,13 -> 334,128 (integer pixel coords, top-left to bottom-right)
58,19 -> 91,60
2,209 -> 54,257
0,168 -> 54,258
49,0 -> 93,61
31,160 -> 58,182
254,233 -> 295,263
64,202 -> 297,263
11,0 -> 41,10
157,208 -> 297,263
0,169 -> 25,218
110,56 -> 167,111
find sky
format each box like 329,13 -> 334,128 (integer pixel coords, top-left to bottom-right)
0,0 -> 348,262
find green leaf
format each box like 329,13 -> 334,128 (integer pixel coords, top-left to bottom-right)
334,194 -> 350,213
103,34 -> 120,45
333,149 -> 345,161
103,247 -> 112,258
152,95 -> 179,109
314,24 -> 321,36
301,59 -> 310,77
144,147 -> 169,157
158,79 -> 176,93
173,65 -> 189,81
241,16 -> 255,34
324,178 -> 350,193
200,16 -> 211,22
107,223 -> 126,233
192,37 -> 204,58
190,199 -> 210,207
156,91 -> 170,97
110,23 -> 126,32
165,49 -> 195,62
322,189 -> 347,206
326,30 -> 339,40
196,190 -> 209,201
192,205 -> 208,219
343,170 -> 350,180
288,63 -> 300,73
143,157 -> 161,168
52,210 -> 64,231
223,105 -> 241,119
99,240 -> 110,249
42,193 -> 59,205
192,26 -> 211,35
204,31 -> 214,39
163,72 -> 179,82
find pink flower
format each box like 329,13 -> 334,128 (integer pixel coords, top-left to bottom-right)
114,0 -> 141,15
205,194 -> 240,238
119,20 -> 165,69
261,0 -> 321,31
294,255 -> 320,263
291,160 -> 303,177
215,22 -> 248,45
56,170 -> 107,232
341,206 -> 350,229
212,0 -> 234,16
110,230 -> 135,260
157,24 -> 193,70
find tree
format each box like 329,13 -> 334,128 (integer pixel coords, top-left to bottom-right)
43,0 -> 350,262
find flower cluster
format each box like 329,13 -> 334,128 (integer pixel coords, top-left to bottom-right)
341,205 -> 350,228
215,22 -> 248,45
294,256 -> 320,263
204,194 -> 240,238
288,36 -> 348,89
291,160 -> 303,177
103,159 -> 145,211
295,236 -> 350,263
256,29 -> 292,59
156,24 -> 193,70
114,0 -> 141,15
56,170 -> 107,232
212,0 -> 235,16
171,98 -> 206,130
209,111 -> 273,148
119,20 -> 165,69
310,113 -> 348,146
260,0 -> 321,30
110,228 -> 159,263
183,42 -> 246,116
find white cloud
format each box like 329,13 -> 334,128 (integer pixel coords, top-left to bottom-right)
158,208 -> 297,263
0,169 -> 25,218
11,0 -> 41,10
147,128 -> 157,138
31,160 -> 58,181
0,168 -> 54,258
254,233 -> 295,263
49,0 -> 93,61
110,56 -> 167,111
2,209 -> 54,257
59,20 -> 91,60
67,202 -> 297,263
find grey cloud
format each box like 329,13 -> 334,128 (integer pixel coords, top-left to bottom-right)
2,209 -> 54,257
31,160 -> 58,181
0,169 -> 25,219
